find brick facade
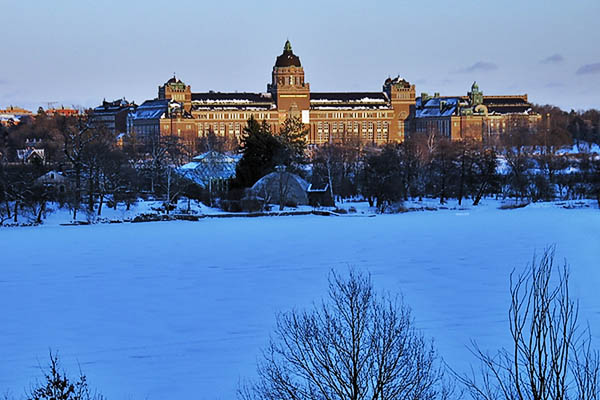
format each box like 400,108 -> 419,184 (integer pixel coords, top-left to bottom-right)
130,42 -> 538,148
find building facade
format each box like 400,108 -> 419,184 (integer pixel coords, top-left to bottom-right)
45,106 -> 80,117
412,82 -> 540,141
131,41 -> 538,147
91,98 -> 137,135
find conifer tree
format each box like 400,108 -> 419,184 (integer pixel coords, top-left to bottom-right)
275,115 -> 308,172
235,116 -> 282,188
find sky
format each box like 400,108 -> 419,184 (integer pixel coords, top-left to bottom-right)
1,0 -> 599,112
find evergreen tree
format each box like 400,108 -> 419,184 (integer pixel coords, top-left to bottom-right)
275,115 -> 308,171
234,116 -> 309,188
234,116 -> 282,188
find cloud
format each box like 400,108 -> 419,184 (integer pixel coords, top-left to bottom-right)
540,54 -> 564,64
576,63 -> 600,75
456,61 -> 498,73
545,82 -> 565,88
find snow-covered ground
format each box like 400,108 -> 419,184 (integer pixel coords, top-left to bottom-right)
0,200 -> 599,399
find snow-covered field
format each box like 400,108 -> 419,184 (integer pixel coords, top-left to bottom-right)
1,200 -> 599,399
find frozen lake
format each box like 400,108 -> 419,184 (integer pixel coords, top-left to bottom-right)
1,202 -> 599,399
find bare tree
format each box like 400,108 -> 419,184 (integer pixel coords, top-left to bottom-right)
63,118 -> 103,220
28,350 -> 104,400
276,165 -> 291,211
240,269 -> 449,400
457,247 -> 599,400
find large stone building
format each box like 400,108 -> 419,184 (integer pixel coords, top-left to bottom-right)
412,82 -> 540,140
129,41 -> 538,147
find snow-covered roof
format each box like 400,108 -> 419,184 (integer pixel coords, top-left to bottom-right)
178,151 -> 240,188
190,93 -> 274,111
130,99 -> 169,120
309,92 -> 391,110
415,97 -> 460,118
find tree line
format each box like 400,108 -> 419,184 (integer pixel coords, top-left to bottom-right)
0,105 -> 599,223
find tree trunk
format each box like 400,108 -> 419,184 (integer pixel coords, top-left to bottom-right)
166,167 -> 171,215
97,193 -> 104,216
473,181 -> 487,206
36,201 -> 45,224
327,164 -> 334,206
5,199 -> 11,219
458,152 -> 466,206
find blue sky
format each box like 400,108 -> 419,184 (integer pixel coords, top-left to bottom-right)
1,0 -> 599,111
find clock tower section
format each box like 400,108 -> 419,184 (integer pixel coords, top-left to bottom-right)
267,40 -> 310,122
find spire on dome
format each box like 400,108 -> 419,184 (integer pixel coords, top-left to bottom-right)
275,40 -> 301,68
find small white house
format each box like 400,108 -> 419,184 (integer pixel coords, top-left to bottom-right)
35,171 -> 70,194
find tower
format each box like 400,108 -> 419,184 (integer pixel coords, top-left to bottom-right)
158,75 -> 192,112
383,76 -> 416,141
468,81 -> 483,106
267,40 -> 310,119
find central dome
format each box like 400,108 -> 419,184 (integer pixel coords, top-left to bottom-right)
275,40 -> 301,68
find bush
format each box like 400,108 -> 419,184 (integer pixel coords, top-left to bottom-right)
498,202 -> 529,210
457,247 -> 600,399
240,269 -> 449,400
28,351 -> 103,400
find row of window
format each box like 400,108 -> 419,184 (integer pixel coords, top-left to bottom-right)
195,112 -> 276,120
313,111 -> 392,119
276,76 -> 304,86
415,120 -> 451,136
315,121 -> 389,141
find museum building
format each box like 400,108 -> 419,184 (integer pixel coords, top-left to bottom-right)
128,41 -> 539,147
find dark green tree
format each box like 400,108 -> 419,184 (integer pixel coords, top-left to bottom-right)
234,116 -> 284,188
275,116 -> 308,171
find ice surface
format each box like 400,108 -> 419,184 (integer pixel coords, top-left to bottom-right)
0,202 -> 599,399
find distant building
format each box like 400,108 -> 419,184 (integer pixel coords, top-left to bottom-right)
16,147 -> 45,164
141,41 -> 414,148
91,99 -> 136,135
46,106 -> 80,117
179,151 -> 240,189
127,98 -> 171,143
34,170 -> 70,194
134,41 -> 539,146
0,106 -> 33,126
0,106 -> 34,118
0,115 -> 20,127
411,82 -> 541,140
